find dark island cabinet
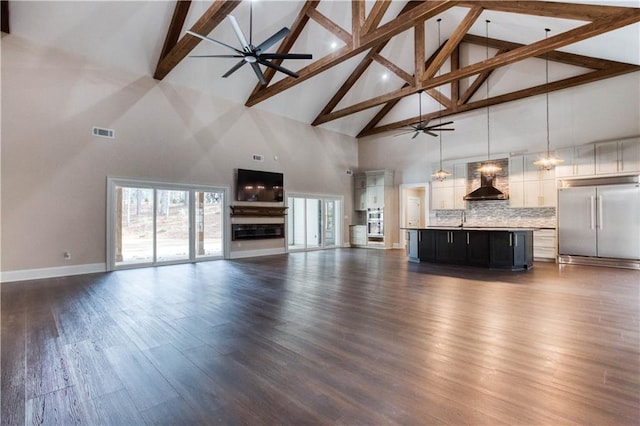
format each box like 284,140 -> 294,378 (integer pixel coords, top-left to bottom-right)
466,231 -> 490,266
489,231 -> 533,270
410,228 -> 533,271
435,230 -> 467,264
418,229 -> 437,262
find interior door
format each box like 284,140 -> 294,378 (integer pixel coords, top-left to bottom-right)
558,186 -> 597,257
596,184 -> 640,259
407,196 -> 420,227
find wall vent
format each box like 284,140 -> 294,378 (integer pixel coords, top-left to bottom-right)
252,154 -> 264,162
92,127 -> 115,139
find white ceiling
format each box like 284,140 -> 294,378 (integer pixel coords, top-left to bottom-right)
6,0 -> 640,138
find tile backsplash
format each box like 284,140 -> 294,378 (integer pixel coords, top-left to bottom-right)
430,200 -> 556,228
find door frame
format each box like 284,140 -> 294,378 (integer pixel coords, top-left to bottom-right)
399,183 -> 430,249
106,177 -> 230,270
286,192 -> 344,252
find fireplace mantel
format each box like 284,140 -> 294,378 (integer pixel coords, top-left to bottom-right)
230,205 -> 287,217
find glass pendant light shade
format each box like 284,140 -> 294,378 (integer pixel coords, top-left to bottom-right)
533,28 -> 563,171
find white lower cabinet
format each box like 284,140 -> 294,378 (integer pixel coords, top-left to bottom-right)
349,225 -> 367,246
533,229 -> 556,261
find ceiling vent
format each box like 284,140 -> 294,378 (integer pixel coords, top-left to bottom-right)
252,154 -> 264,162
92,127 -> 115,139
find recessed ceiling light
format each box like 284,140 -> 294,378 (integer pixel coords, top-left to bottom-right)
330,41 -> 338,49
381,73 -> 389,81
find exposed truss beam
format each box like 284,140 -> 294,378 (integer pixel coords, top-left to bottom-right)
352,0 -> 364,48
307,8 -> 351,45
315,9 -> 640,126
245,0 -> 458,107
154,0 -> 241,80
450,45 -> 460,103
457,0 -> 634,21
422,5 -> 483,82
157,1 -> 192,66
311,1 -> 424,128
361,0 -> 391,35
373,54 -> 414,85
359,63 -> 639,138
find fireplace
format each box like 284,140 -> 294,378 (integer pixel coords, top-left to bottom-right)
232,223 -> 285,241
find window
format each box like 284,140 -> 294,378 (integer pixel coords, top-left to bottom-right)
107,178 -> 228,270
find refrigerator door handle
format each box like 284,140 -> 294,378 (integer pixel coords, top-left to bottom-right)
598,195 -> 603,230
590,196 -> 596,230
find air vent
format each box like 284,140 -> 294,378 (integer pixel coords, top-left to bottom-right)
92,127 -> 115,139
346,169 -> 353,176
252,154 -> 264,162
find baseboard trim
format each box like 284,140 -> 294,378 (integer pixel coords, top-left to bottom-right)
1,263 -> 107,283
229,248 -> 286,260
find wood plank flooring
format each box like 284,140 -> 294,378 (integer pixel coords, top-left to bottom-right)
2,248 -> 639,425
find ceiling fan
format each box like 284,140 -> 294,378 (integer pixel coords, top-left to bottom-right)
187,2 -> 312,85
395,90 -> 454,139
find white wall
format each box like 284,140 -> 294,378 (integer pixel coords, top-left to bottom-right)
1,36 -> 358,273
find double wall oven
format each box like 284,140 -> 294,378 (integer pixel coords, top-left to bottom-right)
367,208 -> 384,238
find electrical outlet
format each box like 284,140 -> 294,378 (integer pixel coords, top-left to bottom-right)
63,251 -> 71,260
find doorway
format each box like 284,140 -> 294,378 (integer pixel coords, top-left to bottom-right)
399,183 -> 430,249
287,194 -> 343,251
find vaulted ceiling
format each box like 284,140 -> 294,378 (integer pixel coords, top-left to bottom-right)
3,1 -> 640,138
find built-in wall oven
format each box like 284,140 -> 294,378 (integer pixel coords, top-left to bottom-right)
367,208 -> 384,237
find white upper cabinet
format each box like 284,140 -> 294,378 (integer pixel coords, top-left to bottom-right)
510,154 -> 556,208
431,162 -> 466,210
595,138 -> 640,175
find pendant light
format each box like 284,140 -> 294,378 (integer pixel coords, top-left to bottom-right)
477,20 -> 501,177
533,28 -> 564,170
432,18 -> 452,182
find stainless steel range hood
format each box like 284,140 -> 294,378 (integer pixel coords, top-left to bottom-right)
464,172 -> 508,201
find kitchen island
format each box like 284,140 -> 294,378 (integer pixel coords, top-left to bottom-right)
405,227 -> 534,271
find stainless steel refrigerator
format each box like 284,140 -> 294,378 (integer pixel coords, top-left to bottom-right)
558,175 -> 640,268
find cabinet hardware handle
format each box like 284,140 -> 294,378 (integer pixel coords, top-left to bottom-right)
418,232 -> 422,243
598,195 -> 603,230
467,233 -> 469,244
515,234 -> 518,247
509,234 -> 513,247
451,232 -> 454,244
590,196 -> 596,230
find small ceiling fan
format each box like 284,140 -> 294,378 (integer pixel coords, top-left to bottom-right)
187,2 -> 312,85
395,90 -> 454,139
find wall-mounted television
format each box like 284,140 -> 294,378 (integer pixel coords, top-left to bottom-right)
236,169 -> 284,202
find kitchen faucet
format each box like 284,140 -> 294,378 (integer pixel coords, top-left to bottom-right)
460,210 -> 466,227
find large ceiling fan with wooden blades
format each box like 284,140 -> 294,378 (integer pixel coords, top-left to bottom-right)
187,2 -> 312,85
395,90 -> 454,139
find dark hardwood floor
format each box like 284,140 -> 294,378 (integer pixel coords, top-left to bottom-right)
2,249 -> 639,425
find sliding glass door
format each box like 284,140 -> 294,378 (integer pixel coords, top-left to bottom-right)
108,178 -> 227,270
287,194 -> 342,252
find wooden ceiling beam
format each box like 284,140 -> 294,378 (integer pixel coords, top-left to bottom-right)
373,54 -> 414,85
157,1 -> 192,65
359,63 -> 640,138
307,8 -> 351,45
316,9 -> 640,125
414,21 -> 425,87
457,0 -> 634,21
462,34 -> 617,70
361,0 -> 391,35
245,0 -> 458,107
154,0 -> 241,80
450,45 -> 460,104
422,5 -> 483,82
248,1 -> 320,99
352,0 -> 365,48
